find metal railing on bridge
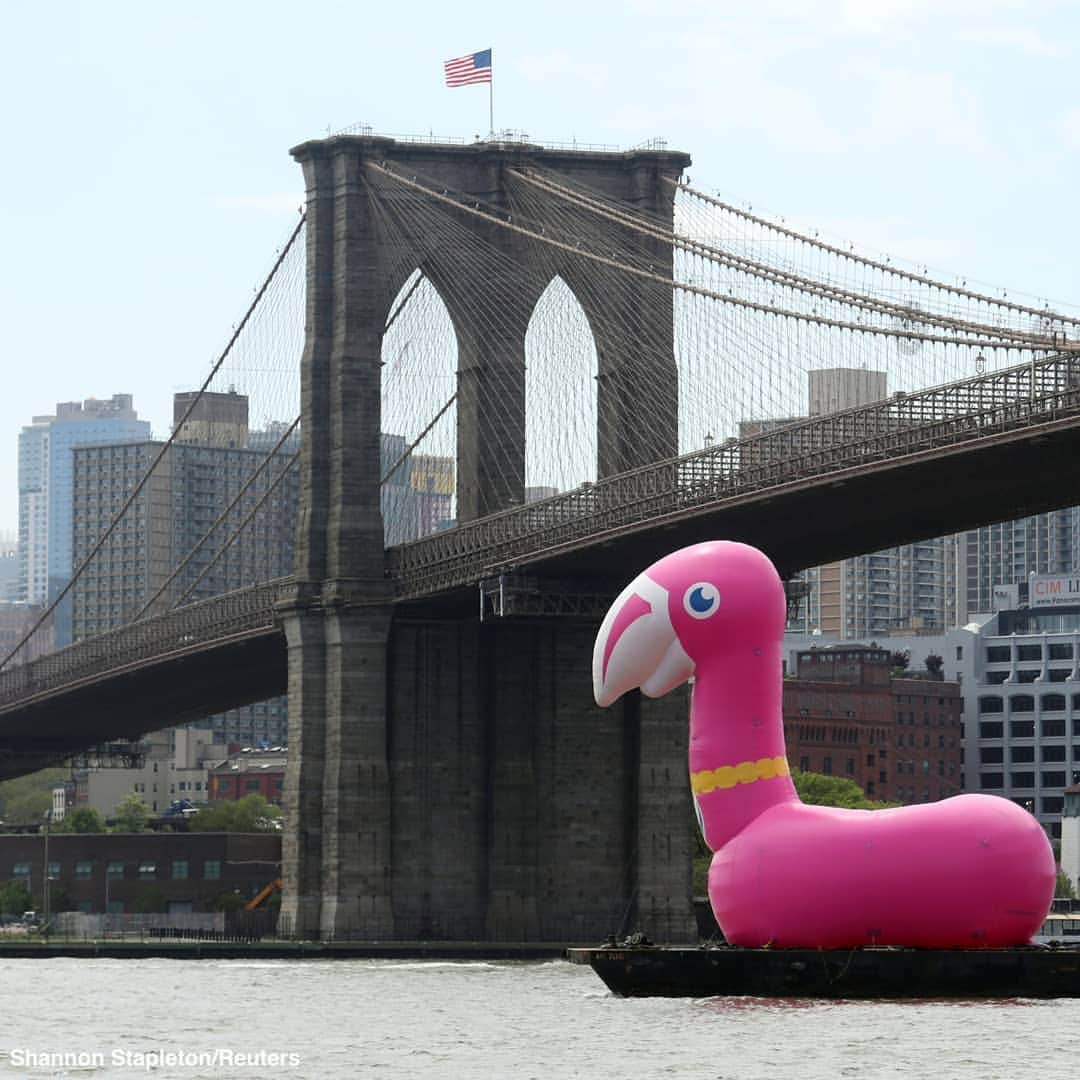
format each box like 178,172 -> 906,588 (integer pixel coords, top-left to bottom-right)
4,354 -> 1080,715
388,353 -> 1080,597
0,580 -> 287,712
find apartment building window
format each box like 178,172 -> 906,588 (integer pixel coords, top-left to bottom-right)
172,860 -> 188,880
1017,645 -> 1043,661
1010,720 -> 1035,738
1012,746 -> 1035,763
979,722 -> 1003,738
980,747 -> 1003,764
1009,772 -> 1035,788
203,860 -> 221,881
138,862 -> 157,879
75,861 -> 93,880
980,773 -> 1004,789
978,696 -> 1003,714
1042,719 -> 1066,738
1041,771 -> 1066,787
1010,696 -> 1035,714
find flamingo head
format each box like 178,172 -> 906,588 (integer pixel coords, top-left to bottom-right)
592,540 -> 786,707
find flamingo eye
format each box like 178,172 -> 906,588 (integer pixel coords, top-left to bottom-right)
684,582 -> 721,619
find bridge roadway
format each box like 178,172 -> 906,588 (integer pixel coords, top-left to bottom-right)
3,353 -> 1080,780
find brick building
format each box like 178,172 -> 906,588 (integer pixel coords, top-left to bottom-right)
207,746 -> 286,806
0,831 -> 280,914
784,646 -> 962,803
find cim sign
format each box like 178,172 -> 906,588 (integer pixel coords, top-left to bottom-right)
1030,574 -> 1080,608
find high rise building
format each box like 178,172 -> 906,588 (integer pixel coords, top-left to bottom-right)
71,393 -> 298,746
18,394 -> 150,644
754,368 -> 958,637
0,535 -> 18,602
956,510 -> 1080,620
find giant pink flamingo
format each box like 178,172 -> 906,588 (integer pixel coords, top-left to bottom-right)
593,540 -> 1055,949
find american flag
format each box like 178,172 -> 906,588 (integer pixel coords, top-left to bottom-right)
444,49 -> 493,87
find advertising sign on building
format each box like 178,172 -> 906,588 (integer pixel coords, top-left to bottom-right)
1029,574 -> 1080,608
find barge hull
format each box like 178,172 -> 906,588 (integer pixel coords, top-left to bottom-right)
567,946 -> 1080,999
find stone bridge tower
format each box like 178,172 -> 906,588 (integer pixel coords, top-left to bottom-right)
278,134 -> 696,942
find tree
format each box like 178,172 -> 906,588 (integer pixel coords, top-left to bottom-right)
1056,867 -> 1077,899
111,792 -> 149,833
890,649 -> 911,675
0,767 -> 67,825
189,793 -> 281,833
55,807 -> 107,834
924,654 -> 944,678
0,880 -> 32,916
792,769 -> 900,810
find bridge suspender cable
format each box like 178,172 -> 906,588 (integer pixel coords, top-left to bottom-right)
0,214 -> 308,674
671,179 -> 1080,331
511,168 -> 1075,349
129,416 -> 301,622
367,163 -> 1075,354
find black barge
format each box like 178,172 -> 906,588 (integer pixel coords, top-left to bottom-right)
567,943 -> 1080,999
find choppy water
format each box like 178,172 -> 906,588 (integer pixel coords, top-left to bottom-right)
1,957 -> 1078,1079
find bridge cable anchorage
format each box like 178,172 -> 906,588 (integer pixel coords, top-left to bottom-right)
669,179 -> 1080,332
0,213 -> 307,673
512,168 -> 1072,348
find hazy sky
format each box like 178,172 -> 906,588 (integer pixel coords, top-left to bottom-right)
3,0 -> 1080,535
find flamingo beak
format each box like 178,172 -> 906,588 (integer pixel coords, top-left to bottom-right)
593,572 -> 694,707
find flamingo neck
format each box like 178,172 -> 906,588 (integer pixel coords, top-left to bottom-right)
689,639 -> 797,851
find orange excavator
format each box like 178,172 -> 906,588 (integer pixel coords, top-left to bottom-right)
244,878 -> 282,911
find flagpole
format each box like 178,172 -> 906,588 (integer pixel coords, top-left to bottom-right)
489,48 -> 495,137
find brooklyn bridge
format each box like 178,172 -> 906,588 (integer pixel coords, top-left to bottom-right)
3,131 -> 1080,942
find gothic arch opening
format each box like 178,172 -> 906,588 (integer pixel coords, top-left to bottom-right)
523,275 -> 598,499
380,270 -> 458,544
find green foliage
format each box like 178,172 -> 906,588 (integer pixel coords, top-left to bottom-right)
111,792 -> 150,833
0,880 -> 32,915
1056,867 -> 1077,899
924,654 -> 944,677
890,649 -> 911,676
0,768 -> 67,825
54,807 -> 107,834
792,769 -> 900,810
188,793 -> 281,833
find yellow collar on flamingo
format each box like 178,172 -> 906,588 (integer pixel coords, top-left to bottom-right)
690,755 -> 790,795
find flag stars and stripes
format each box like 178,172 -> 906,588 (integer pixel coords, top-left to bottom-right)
444,49 -> 493,87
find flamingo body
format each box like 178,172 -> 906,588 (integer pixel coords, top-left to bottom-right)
593,540 -> 1055,949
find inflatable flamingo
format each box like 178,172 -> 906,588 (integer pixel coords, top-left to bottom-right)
593,540 -> 1055,949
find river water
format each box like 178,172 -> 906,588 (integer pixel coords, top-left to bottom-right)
1,957 -> 1077,1079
